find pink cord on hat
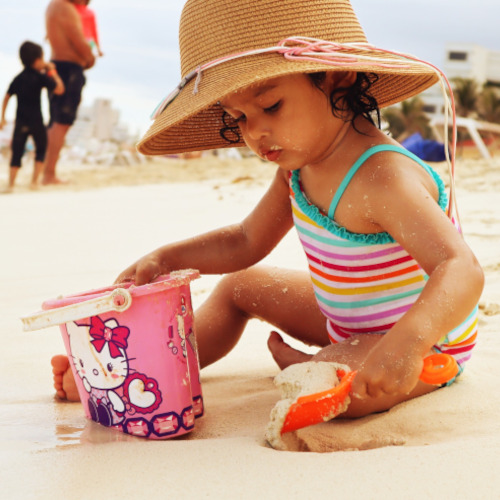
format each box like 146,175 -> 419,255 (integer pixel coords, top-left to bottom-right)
151,37 -> 420,120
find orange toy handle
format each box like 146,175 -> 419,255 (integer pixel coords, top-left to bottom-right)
420,353 -> 459,385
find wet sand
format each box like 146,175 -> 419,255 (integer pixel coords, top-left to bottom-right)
1,154 -> 499,498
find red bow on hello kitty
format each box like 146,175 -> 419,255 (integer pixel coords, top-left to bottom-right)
89,316 -> 130,358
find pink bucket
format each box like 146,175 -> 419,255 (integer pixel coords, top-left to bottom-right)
22,270 -> 203,439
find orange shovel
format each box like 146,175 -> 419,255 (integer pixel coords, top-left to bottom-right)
280,353 -> 458,435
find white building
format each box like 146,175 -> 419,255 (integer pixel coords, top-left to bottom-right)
421,43 -> 500,114
443,43 -> 500,85
66,98 -> 131,147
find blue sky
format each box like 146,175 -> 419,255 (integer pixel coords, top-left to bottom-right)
1,0 -> 499,136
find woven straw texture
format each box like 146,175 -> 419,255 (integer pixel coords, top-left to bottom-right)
138,0 -> 438,155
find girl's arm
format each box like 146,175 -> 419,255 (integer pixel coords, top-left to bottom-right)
352,154 -> 484,398
116,168 -> 294,285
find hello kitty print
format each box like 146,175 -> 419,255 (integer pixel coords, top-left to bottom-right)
67,318 -> 163,430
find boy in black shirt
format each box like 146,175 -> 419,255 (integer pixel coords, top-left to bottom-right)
0,41 -> 64,191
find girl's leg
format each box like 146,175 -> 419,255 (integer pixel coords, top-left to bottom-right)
196,273 -> 437,417
194,266 -> 329,367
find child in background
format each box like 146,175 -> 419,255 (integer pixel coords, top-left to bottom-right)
52,0 -> 483,418
1,41 -> 64,192
75,0 -> 103,57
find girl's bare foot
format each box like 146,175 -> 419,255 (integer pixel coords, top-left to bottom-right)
51,355 -> 80,401
267,331 -> 312,370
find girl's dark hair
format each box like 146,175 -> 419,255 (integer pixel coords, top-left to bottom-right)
218,71 -> 381,144
19,41 -> 43,68
308,71 -> 381,132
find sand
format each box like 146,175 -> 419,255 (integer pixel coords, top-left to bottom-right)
1,152 -> 500,499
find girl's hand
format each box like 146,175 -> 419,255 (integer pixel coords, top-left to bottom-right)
352,345 -> 424,400
114,249 -> 166,286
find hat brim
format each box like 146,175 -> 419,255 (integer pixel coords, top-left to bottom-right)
137,51 -> 438,155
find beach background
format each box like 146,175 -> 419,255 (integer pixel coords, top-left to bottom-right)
1,0 -> 499,136
0,151 -> 499,499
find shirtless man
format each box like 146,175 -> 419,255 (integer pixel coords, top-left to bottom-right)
44,0 -> 95,184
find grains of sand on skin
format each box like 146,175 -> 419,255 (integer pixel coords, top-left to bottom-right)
265,361 -> 351,450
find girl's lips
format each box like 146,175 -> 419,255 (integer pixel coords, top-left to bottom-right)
262,149 -> 282,162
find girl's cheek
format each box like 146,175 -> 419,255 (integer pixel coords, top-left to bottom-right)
241,135 -> 257,153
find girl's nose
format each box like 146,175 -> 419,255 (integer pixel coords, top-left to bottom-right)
245,118 -> 269,141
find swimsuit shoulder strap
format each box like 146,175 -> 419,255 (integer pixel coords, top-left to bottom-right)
327,144 -> 434,219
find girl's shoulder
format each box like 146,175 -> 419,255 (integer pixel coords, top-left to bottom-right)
356,143 -> 437,184
328,139 -> 447,233
353,142 -> 446,211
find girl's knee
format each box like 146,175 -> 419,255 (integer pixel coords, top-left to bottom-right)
212,269 -> 254,311
216,267 -> 263,295
215,269 -> 248,294
213,266 -> 273,316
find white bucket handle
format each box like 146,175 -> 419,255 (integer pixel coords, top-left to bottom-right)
20,288 -> 133,332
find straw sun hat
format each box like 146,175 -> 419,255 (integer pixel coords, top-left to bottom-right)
137,0 -> 439,155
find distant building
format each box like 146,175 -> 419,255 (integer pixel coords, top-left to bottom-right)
421,43 -> 500,114
66,98 -> 132,146
444,43 -> 500,86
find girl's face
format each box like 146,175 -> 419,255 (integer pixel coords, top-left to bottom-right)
220,73 -> 351,171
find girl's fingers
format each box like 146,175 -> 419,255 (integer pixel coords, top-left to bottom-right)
114,267 -> 137,284
134,265 -> 160,286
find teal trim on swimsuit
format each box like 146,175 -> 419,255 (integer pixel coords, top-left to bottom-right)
291,144 -> 449,245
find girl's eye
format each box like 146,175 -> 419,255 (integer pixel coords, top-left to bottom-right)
264,100 -> 281,113
107,362 -> 113,372
79,359 -> 84,367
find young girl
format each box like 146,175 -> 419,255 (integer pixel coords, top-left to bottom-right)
52,0 -> 484,418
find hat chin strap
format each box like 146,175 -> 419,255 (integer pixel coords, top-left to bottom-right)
151,36 -> 458,225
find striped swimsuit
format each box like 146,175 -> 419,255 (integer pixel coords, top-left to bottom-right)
290,144 -> 478,371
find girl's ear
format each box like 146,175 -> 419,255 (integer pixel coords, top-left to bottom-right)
326,71 -> 357,90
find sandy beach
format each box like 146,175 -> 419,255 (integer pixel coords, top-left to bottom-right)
1,152 -> 499,499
